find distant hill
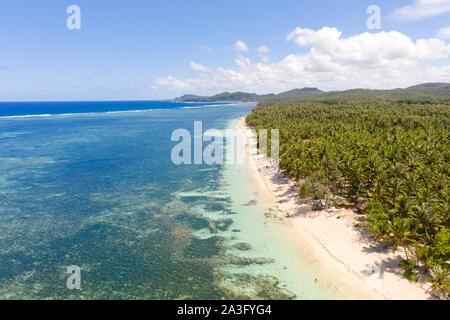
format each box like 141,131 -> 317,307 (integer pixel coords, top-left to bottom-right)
319,83 -> 450,100
276,87 -> 322,98
407,83 -> 450,89
259,83 -> 450,105
176,94 -> 202,100
174,83 -> 450,103
174,87 -> 322,102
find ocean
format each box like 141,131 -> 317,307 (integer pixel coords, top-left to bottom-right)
0,101 -> 337,299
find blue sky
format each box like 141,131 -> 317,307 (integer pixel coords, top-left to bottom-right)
1,0 -> 450,101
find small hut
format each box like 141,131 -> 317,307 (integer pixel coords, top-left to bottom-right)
356,201 -> 368,214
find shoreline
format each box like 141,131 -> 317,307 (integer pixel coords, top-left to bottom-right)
237,117 -> 432,300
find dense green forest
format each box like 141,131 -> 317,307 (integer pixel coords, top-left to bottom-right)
246,98 -> 450,298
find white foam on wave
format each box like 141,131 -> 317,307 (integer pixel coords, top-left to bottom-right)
182,104 -> 230,109
0,108 -> 168,120
0,114 -> 54,119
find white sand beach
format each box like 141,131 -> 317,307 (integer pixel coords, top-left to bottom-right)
238,117 -> 433,300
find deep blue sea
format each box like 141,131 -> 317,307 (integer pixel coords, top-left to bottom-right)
0,101 -> 337,300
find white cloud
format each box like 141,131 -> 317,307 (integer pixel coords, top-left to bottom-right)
256,45 -> 270,53
154,27 -> 450,94
438,26 -> 450,39
391,0 -> 450,20
234,41 -> 249,52
287,27 -> 341,48
287,27 -> 450,62
189,62 -> 211,73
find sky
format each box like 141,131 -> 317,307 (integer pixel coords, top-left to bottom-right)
0,0 -> 450,101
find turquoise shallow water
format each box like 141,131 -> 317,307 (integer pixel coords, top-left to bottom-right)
0,102 -> 337,299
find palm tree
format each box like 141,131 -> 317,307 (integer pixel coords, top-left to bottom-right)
413,244 -> 435,270
411,203 -> 441,243
396,196 -> 412,219
428,266 -> 450,299
383,217 -> 416,261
